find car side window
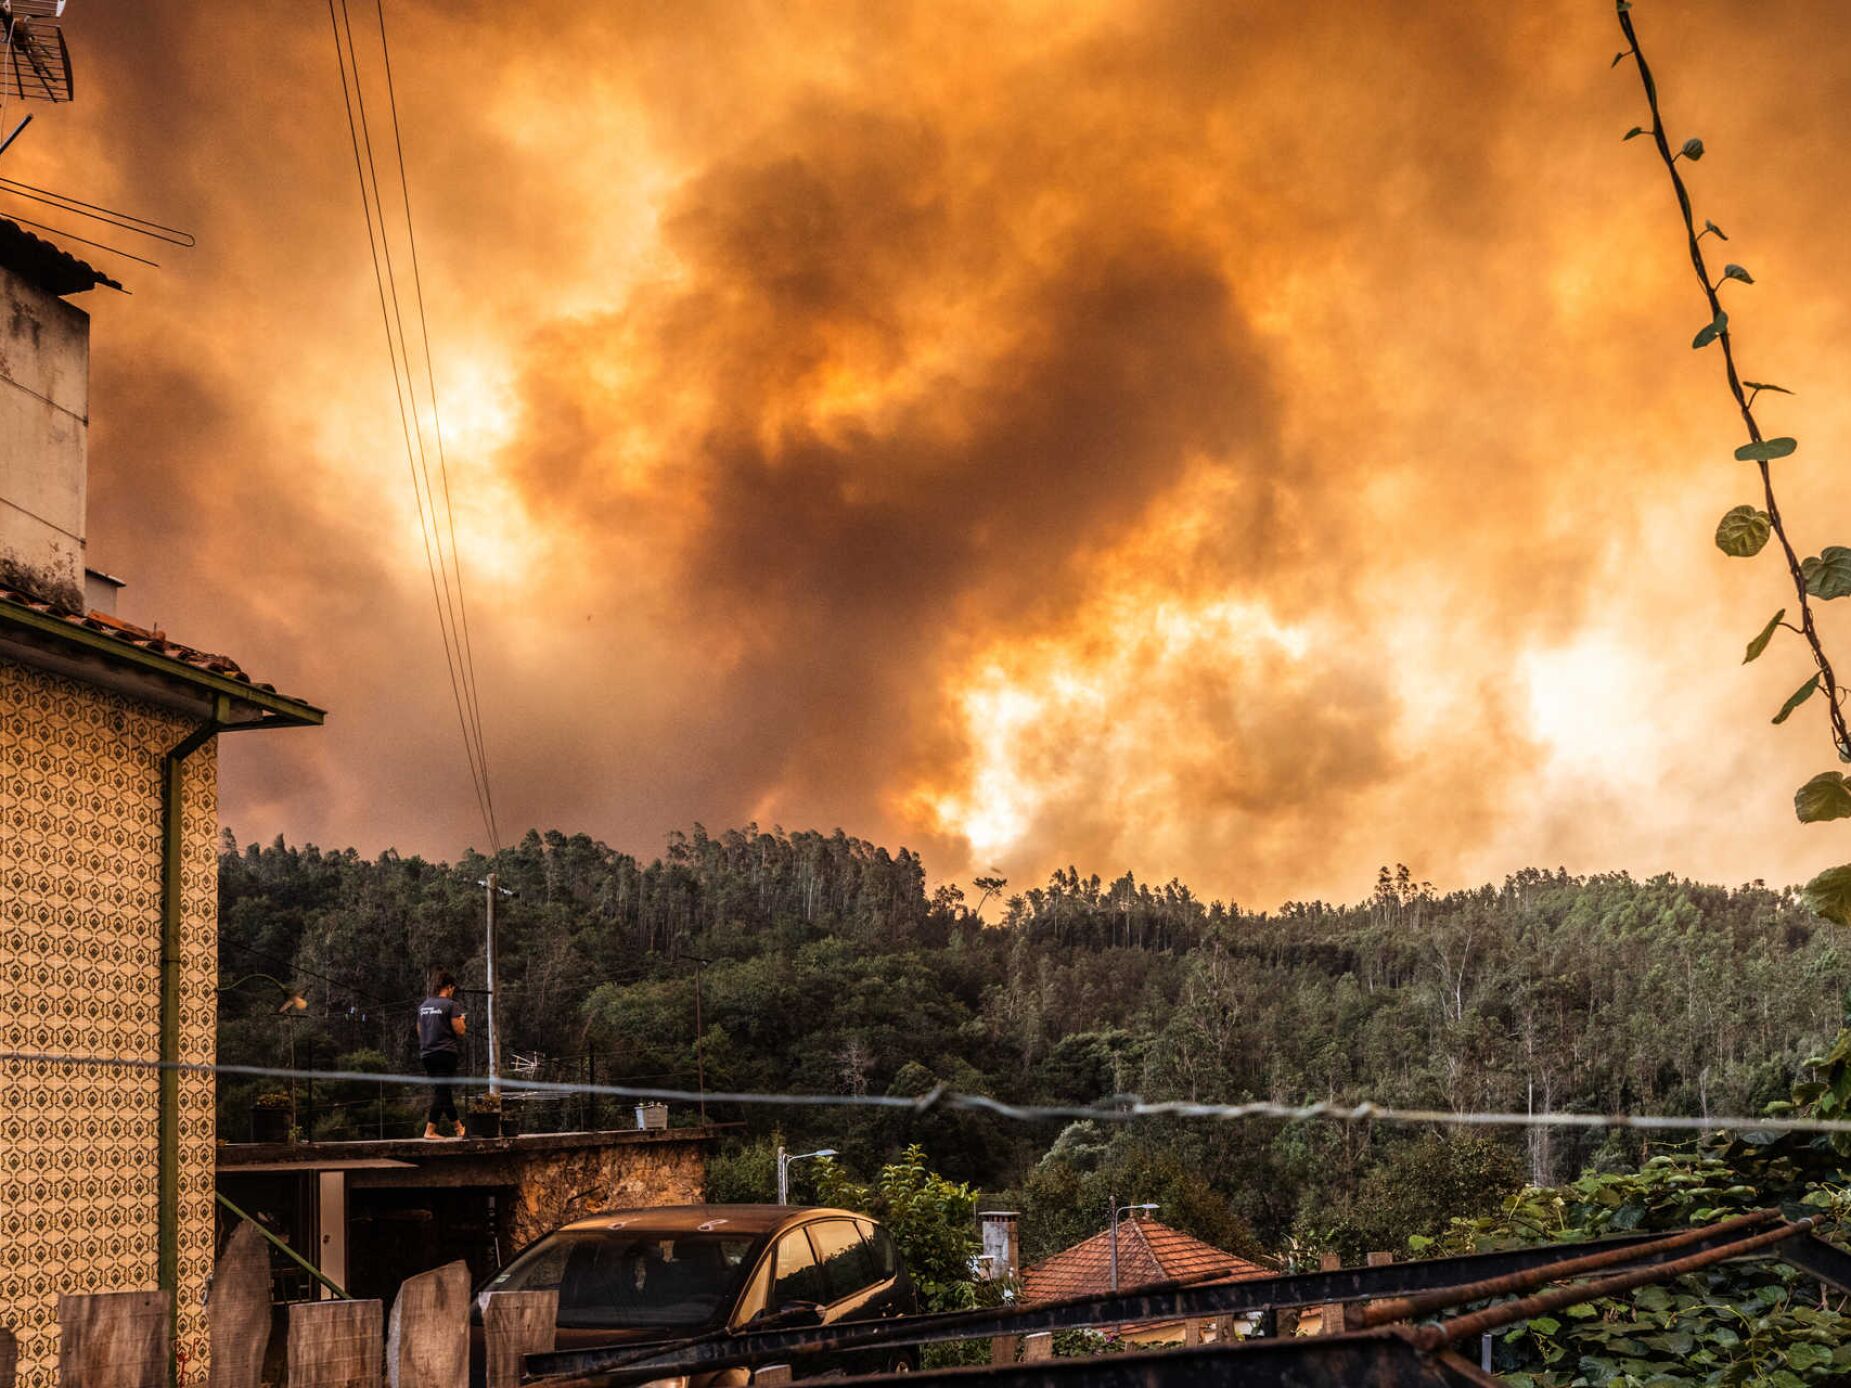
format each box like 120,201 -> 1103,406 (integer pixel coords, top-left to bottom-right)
809,1219 -> 880,1303
771,1228 -> 826,1308
853,1219 -> 899,1280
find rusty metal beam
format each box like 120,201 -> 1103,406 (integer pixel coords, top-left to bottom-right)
522,1222 -> 1774,1385
541,1329 -> 1493,1388
1357,1208 -> 1781,1328
1412,1218 -> 1813,1350
1774,1230 -> 1851,1295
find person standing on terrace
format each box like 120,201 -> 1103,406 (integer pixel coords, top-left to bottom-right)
418,967 -> 468,1140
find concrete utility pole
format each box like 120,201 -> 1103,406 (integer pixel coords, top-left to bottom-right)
478,872 -> 515,1097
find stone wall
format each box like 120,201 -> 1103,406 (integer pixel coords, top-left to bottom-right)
504,1138 -> 707,1248
336,1132 -> 714,1256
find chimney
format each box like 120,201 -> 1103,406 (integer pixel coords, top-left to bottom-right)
978,1211 -> 1019,1281
0,223 -> 101,614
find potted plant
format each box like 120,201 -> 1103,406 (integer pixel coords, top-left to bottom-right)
251,1090 -> 292,1144
465,1092 -> 503,1140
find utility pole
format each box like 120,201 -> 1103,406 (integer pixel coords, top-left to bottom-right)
1108,1194 -> 1118,1292
691,956 -> 709,1122
478,872 -> 515,1097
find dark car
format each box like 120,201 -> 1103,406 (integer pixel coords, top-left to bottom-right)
471,1204 -> 920,1385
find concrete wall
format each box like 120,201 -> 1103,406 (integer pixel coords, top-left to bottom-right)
0,654 -> 219,1388
0,261 -> 89,611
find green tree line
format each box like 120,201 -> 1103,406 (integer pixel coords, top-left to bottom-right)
217,825 -> 1846,1260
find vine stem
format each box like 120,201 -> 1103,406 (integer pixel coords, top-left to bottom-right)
1618,5 -> 1851,759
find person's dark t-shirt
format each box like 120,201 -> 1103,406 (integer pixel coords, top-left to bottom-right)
418,995 -> 462,1056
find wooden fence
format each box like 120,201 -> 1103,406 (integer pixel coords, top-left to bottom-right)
7,1223 -> 569,1388
1,1232 -> 1419,1385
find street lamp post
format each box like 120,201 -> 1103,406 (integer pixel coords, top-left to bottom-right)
776,1147 -> 838,1204
1108,1199 -> 1160,1291
216,974 -> 309,1014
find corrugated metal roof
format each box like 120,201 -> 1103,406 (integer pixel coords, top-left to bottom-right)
0,214 -> 121,295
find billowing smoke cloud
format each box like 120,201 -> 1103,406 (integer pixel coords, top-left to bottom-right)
26,0 -> 1851,905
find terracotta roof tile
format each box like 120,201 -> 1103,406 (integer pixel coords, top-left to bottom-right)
0,216 -> 122,296
0,580 -> 286,694
1020,1217 -> 1272,1305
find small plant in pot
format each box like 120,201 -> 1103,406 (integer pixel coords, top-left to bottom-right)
465,1092 -> 504,1139
251,1090 -> 292,1144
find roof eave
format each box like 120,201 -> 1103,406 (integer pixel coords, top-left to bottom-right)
0,598 -> 324,728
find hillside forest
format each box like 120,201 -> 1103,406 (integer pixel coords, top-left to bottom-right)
216,824 -> 1849,1264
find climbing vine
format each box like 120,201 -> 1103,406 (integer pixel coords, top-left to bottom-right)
1615,2 -> 1851,923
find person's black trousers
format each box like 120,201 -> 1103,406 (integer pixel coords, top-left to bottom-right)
423,1050 -> 460,1127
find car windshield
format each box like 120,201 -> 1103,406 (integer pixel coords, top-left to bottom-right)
487,1227 -> 763,1330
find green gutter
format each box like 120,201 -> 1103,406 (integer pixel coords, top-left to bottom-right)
0,597 -> 324,726
159,698 -> 226,1380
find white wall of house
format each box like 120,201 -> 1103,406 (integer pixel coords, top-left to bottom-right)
0,260 -> 90,611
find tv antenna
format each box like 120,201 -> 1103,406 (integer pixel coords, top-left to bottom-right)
2,2 -> 73,105
0,0 -> 68,161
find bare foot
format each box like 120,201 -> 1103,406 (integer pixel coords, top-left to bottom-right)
423,1126 -> 443,1141
453,1121 -> 468,1139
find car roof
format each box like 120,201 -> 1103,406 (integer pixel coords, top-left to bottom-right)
557,1204 -> 867,1236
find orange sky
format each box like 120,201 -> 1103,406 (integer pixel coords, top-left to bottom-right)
22,0 -> 1851,907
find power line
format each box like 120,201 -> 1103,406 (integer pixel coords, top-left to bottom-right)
336,0 -> 488,840
372,0 -> 497,846
325,0 -> 497,851
0,207 -> 157,267
9,1047 -> 1851,1137
0,175 -> 195,246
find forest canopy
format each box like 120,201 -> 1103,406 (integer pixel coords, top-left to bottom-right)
217,824 -> 1846,1258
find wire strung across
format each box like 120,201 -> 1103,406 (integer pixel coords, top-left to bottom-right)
9,1047 -> 1851,1136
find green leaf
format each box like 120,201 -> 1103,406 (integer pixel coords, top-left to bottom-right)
1714,505 -> 1770,557
1624,126 -> 1646,141
1745,610 -> 1785,663
1789,1343 -> 1832,1371
1722,263 -> 1754,285
1693,310 -> 1727,348
1681,137 -> 1705,161
1795,772 -> 1851,824
1735,437 -> 1798,461
1528,1315 -> 1562,1335
1743,380 -> 1791,395
1802,546 -> 1851,599
1704,218 -> 1728,240
1774,675 -> 1820,725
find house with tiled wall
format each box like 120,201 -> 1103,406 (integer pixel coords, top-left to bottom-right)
0,218 -> 322,1384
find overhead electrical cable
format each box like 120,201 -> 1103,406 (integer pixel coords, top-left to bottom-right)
11,1048 -> 1851,1139
336,0 -> 482,808
371,0 -> 498,843
0,175 -> 195,246
326,0 -> 499,852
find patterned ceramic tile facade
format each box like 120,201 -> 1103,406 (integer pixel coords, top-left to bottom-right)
0,654 -> 218,1387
